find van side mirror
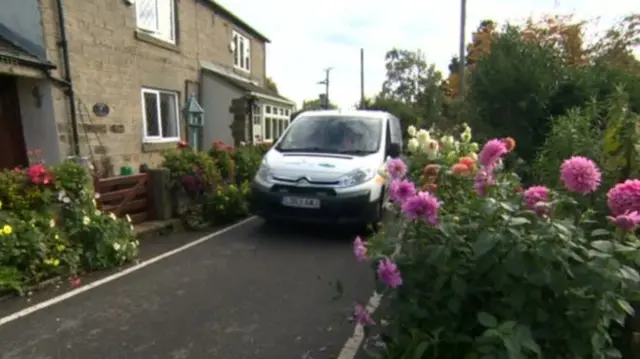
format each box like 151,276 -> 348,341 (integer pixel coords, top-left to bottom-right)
388,143 -> 401,158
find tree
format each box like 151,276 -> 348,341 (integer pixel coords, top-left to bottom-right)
444,20 -> 496,98
379,48 -> 447,129
467,26 -> 565,165
301,98 -> 337,110
265,77 -> 278,93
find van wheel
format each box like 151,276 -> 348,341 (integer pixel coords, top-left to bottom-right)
369,196 -> 385,233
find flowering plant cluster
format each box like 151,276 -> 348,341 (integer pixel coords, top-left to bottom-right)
162,140 -> 269,229
208,140 -> 236,181
0,159 -> 138,294
351,125 -> 640,358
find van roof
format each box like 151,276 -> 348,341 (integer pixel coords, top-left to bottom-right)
297,109 -> 390,120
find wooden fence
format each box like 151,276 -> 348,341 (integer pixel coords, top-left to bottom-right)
93,173 -> 153,225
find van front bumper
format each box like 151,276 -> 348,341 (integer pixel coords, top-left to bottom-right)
249,181 -> 379,224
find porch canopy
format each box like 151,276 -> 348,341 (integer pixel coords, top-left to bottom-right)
0,25 -> 54,78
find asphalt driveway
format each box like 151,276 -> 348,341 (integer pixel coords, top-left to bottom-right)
0,218 -> 375,359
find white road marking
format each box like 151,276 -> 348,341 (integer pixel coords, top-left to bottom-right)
337,223 -> 407,359
0,216 -> 257,328
336,292 -> 382,359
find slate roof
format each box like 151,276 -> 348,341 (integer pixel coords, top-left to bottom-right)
200,61 -> 293,104
201,0 -> 270,43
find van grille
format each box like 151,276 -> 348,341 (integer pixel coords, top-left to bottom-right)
270,185 -> 336,197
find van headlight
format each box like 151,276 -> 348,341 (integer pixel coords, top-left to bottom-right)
336,168 -> 376,188
256,164 -> 274,183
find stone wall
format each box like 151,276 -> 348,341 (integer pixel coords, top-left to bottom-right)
38,0 -> 267,174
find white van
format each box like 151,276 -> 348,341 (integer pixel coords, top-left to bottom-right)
250,110 -> 403,226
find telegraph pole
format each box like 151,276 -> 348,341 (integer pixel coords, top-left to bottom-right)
360,48 -> 365,108
317,67 -> 333,109
458,0 -> 467,100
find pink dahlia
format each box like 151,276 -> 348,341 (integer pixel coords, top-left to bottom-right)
559,156 -> 601,195
353,236 -> 367,262
386,158 -> 407,179
607,211 -> 640,232
607,179 -> 640,215
523,185 -> 550,215
353,303 -> 375,326
401,191 -> 440,225
389,179 -> 416,203
377,257 -> 403,288
473,169 -> 495,197
478,139 -> 507,169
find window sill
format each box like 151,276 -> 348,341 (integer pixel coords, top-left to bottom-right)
142,140 -> 180,153
135,30 -> 180,53
233,66 -> 251,75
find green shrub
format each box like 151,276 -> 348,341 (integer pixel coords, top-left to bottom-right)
208,140 -> 236,182
0,159 -> 138,293
234,144 -> 264,183
533,89 -> 640,227
63,209 -> 138,271
161,141 -> 259,228
202,182 -> 250,225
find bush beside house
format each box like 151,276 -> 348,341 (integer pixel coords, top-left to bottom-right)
161,140 -> 270,229
0,138 -> 269,295
0,157 -> 138,294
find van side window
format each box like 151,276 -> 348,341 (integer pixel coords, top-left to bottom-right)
389,116 -> 402,145
385,120 -> 392,151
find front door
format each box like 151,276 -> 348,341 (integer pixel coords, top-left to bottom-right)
0,75 -> 28,169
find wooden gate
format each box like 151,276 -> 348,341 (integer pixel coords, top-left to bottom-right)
94,173 -> 153,224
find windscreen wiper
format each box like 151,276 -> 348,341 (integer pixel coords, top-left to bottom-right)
279,147 -> 326,152
336,149 -> 373,155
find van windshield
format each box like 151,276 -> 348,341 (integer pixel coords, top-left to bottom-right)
275,115 -> 383,155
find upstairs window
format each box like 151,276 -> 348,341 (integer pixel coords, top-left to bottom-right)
232,30 -> 251,72
136,0 -> 175,43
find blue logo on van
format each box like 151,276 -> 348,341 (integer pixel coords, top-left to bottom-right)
318,163 -> 335,168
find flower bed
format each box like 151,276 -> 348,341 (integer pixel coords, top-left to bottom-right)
161,140 -> 271,229
350,124 -> 640,358
0,158 -> 138,295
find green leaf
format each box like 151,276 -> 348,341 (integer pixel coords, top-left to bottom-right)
620,266 -> 640,282
501,335 -> 523,359
591,240 -> 614,253
425,245 -> 449,266
616,299 -> 635,315
452,275 -> 467,296
477,312 -> 498,328
498,202 -> 516,213
472,233 -> 497,259
517,325 -> 541,357
591,229 -> 610,237
508,217 -> 530,226
414,341 -> 429,359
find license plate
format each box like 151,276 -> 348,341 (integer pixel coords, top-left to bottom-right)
281,196 -> 321,209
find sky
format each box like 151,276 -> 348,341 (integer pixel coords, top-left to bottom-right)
215,0 -> 639,109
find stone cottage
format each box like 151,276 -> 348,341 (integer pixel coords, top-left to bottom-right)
0,0 -> 294,175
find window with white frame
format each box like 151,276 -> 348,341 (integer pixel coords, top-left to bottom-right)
232,30 -> 251,72
141,88 -> 180,142
136,0 -> 175,43
252,104 -> 261,125
262,104 -> 291,141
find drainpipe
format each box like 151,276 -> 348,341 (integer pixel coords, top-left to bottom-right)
55,0 -> 81,156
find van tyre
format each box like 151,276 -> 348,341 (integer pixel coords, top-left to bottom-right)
368,196 -> 385,233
